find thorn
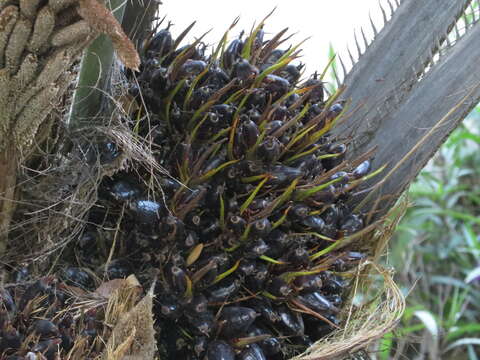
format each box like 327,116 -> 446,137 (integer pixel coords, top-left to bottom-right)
369,13 -> 378,37
411,65 -> 418,80
353,30 -> 362,59
435,36 -> 442,54
360,27 -> 369,51
428,46 -> 435,65
454,23 -> 461,40
379,1 -> 388,25
445,33 -> 452,48
437,43 -> 444,61
387,0 -> 395,15
347,46 -> 355,67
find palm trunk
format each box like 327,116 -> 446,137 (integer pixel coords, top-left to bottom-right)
332,0 -> 480,217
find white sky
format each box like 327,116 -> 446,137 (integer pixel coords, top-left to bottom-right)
160,0 -> 387,80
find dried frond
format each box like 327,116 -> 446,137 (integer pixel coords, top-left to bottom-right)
0,5 -> 19,67
19,0 -> 41,19
13,53 -> 38,93
14,84 -> 60,148
102,287 -> 156,360
95,275 -> 141,300
4,14 -> 32,71
48,0 -> 79,14
50,20 -> 91,48
35,48 -> 71,88
27,5 -> 55,52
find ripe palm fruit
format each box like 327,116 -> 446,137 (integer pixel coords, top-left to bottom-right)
81,19 -> 376,359
0,275 -> 104,359
219,306 -> 258,338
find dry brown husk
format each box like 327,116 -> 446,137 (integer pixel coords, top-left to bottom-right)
101,281 -> 156,360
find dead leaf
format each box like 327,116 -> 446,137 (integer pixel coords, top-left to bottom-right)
186,243 -> 204,266
94,274 -> 141,299
107,327 -> 136,360
102,288 -> 156,360
116,93 -> 140,117
77,0 -> 141,70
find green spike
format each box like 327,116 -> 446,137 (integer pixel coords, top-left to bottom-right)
294,177 -> 344,201
219,194 -> 226,230
259,255 -> 287,265
213,260 -> 241,284
191,160 -> 239,185
240,176 -> 269,214
310,241 -> 340,261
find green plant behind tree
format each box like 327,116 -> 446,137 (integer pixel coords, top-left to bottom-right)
377,111 -> 480,359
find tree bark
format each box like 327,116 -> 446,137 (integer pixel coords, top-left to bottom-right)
333,0 -> 480,217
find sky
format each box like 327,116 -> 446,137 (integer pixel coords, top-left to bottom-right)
160,0 -> 387,81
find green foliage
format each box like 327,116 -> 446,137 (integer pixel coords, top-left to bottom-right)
327,43 -> 339,94
378,110 -> 480,359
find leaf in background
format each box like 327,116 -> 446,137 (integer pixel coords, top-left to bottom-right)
443,338 -> 480,353
446,324 -> 480,342
327,43 -> 338,93
378,333 -> 393,360
431,276 -> 471,290
414,310 -> 439,339
468,345 -> 479,360
450,129 -> 480,145
465,267 -> 480,284
462,225 -> 480,257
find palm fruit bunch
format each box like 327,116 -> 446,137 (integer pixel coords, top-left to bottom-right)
63,19 -> 375,360
0,266 -> 152,360
0,273 -> 107,360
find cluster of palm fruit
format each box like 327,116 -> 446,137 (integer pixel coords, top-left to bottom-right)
0,273 -> 104,360
98,19 -> 373,359
2,20 -> 376,360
